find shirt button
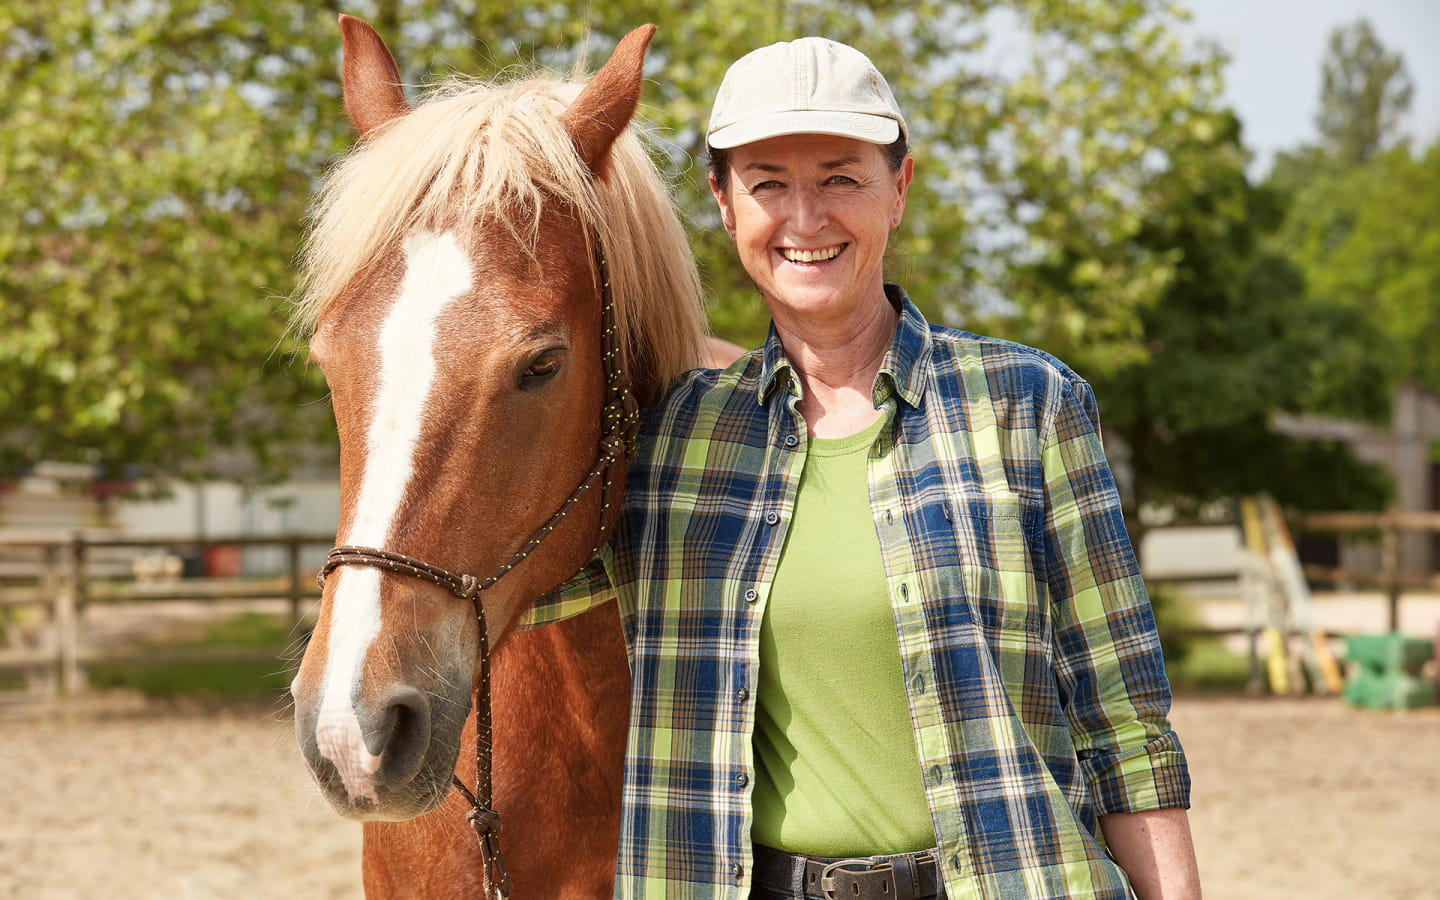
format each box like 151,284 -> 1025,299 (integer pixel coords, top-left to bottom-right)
899,583 -> 909,601
784,434 -> 799,447
735,771 -> 749,787
929,765 -> 944,786
744,588 -> 758,603
885,509 -> 894,524
731,863 -> 745,880
912,672 -> 926,694
736,687 -> 750,702
764,510 -> 779,525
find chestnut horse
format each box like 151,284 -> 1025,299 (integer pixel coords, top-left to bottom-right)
288,16 -> 710,897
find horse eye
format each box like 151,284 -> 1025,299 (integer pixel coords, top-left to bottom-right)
521,352 -> 564,384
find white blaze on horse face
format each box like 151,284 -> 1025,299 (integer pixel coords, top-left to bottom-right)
316,231 -> 473,802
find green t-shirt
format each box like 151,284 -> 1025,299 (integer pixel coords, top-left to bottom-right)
751,416 -> 934,856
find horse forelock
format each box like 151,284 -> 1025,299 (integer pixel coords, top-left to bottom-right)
294,69 -> 708,396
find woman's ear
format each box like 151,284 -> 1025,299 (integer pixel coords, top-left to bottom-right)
708,172 -> 735,238
891,154 -> 915,226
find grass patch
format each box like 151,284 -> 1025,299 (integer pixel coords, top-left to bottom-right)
1164,638 -> 1254,692
1148,582 -> 1256,692
87,612 -> 304,699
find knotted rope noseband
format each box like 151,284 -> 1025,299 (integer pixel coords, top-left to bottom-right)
314,237 -> 637,900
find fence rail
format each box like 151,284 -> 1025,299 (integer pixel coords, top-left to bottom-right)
1293,509 -> 1440,633
0,532 -> 332,698
2,510 -> 1437,699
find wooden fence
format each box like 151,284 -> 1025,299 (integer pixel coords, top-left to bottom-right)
0,533 -> 332,698
1294,510 -> 1440,632
1,510 -> 1436,699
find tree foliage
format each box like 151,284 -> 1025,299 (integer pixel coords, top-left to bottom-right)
1084,116 -> 1391,522
1266,20 -> 1440,398
1269,143 -> 1440,397
5,0 -> 1233,481
0,1 -> 344,479
1315,18 -> 1413,166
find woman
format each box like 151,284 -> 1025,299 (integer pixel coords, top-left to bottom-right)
531,37 -> 1200,900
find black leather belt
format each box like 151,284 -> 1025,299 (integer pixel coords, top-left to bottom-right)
752,844 -> 945,900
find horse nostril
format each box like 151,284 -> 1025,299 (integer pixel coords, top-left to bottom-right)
364,687 -> 433,788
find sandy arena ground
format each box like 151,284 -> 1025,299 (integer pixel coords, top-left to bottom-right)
1,692 -> 1437,899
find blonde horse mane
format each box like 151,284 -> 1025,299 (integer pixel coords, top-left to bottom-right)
293,69 -> 708,390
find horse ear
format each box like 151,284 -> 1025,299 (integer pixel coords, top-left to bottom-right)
339,14 -> 410,138
559,24 -> 656,177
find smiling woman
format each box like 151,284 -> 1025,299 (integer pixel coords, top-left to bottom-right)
521,34 -> 1201,900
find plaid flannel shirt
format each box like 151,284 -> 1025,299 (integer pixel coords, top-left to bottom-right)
524,286 -> 1190,899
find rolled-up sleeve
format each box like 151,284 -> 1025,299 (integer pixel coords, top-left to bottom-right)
516,547 -> 618,630
1040,377 -> 1191,814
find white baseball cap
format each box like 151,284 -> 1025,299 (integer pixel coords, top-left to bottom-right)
706,37 -> 907,150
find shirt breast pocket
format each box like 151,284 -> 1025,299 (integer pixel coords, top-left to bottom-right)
952,493 -> 1044,636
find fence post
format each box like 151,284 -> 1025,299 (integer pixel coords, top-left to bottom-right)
288,537 -> 303,628
60,532 -> 88,693
1381,518 -> 1401,633
33,544 -> 62,697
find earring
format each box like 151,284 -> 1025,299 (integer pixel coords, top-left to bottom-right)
891,217 -> 899,226
728,231 -> 736,240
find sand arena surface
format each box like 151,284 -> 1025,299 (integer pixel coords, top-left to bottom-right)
1,692 -> 1436,899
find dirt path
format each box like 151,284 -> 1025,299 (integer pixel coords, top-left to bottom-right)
1,692 -> 1437,898
0,699 -> 361,900
1171,694 -> 1440,899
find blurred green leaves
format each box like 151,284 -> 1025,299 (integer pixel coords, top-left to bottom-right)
0,1 -> 345,479
4,1 -> 1428,516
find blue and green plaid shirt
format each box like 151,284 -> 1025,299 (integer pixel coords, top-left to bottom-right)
525,286 -> 1190,899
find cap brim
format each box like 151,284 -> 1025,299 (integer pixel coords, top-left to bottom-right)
707,110 -> 901,150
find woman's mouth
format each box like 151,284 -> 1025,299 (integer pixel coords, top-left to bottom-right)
778,244 -> 845,264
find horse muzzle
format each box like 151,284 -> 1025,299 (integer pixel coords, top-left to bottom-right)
291,649 -> 473,821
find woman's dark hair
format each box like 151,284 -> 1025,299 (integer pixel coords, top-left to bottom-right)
707,133 -> 909,193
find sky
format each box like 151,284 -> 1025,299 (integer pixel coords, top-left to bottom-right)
1180,0 -> 1440,174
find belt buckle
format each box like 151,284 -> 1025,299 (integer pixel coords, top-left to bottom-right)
819,857 -> 885,900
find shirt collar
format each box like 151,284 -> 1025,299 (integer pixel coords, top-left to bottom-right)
757,284 -> 931,409
757,321 -> 796,406
874,284 -> 930,409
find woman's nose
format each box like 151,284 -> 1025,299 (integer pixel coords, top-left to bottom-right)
787,188 -> 828,235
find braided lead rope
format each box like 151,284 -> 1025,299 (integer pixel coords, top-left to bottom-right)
589,237 -> 638,555
451,587 -> 510,900
314,444 -> 622,601
316,547 -> 480,597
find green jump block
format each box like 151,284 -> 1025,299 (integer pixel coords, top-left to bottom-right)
1342,632 -> 1437,710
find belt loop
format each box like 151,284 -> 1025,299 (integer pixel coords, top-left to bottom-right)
789,852 -> 807,899
891,853 -> 917,899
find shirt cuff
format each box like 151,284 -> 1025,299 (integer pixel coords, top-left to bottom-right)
1086,731 -> 1192,815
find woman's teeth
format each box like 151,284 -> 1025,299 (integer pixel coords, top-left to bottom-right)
780,245 -> 842,263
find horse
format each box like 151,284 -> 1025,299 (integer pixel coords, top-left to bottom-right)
288,16 -> 713,897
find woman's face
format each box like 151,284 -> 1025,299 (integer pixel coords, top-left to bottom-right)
710,133 -> 912,330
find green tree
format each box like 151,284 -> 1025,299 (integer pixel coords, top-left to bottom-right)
0,1 -> 344,479
1270,142 -> 1440,396
1084,116 -> 1391,526
3,0 -> 1228,481
1315,18 -> 1413,166
1266,21 -> 1439,398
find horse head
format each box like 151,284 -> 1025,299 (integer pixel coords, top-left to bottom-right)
289,16 -> 703,822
